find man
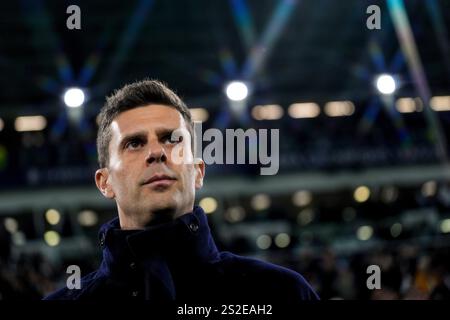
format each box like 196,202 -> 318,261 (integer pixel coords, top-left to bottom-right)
45,79 -> 319,301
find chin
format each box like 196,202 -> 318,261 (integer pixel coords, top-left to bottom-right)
148,193 -> 177,208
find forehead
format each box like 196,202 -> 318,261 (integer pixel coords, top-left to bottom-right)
110,104 -> 187,139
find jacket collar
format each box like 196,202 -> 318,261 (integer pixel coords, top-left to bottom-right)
97,206 -> 220,277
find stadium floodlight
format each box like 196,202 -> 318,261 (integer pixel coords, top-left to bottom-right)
63,87 -> 85,108
225,81 -> 249,101
376,74 -> 396,95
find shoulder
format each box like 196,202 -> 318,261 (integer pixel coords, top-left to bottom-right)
43,270 -> 106,300
217,252 -> 319,301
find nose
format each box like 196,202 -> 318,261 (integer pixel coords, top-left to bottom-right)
145,141 -> 167,164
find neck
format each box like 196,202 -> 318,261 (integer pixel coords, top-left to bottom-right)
118,206 -> 192,230
98,206 -> 221,279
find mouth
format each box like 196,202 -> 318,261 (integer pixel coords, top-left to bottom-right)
142,174 -> 177,187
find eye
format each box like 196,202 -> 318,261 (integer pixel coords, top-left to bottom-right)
163,134 -> 183,145
125,139 -> 144,150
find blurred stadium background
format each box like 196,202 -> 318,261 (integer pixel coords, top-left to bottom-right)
1,0 -> 450,300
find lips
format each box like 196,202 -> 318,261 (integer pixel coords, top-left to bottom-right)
142,174 -> 177,185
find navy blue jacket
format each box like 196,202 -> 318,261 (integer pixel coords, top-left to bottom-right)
45,206 -> 319,301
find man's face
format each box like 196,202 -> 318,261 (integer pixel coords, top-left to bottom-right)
95,104 -> 205,229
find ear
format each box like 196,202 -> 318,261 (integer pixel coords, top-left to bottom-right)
95,168 -> 115,199
194,159 -> 205,190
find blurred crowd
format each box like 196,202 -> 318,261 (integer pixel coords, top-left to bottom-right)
285,244 -> 450,300
1,234 -> 449,300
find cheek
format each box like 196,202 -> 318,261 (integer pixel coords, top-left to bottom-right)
110,166 -> 135,194
179,165 -> 196,188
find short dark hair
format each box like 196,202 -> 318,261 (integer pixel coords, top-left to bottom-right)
96,79 -> 193,168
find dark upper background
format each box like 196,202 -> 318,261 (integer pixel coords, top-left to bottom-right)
0,0 -> 450,189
